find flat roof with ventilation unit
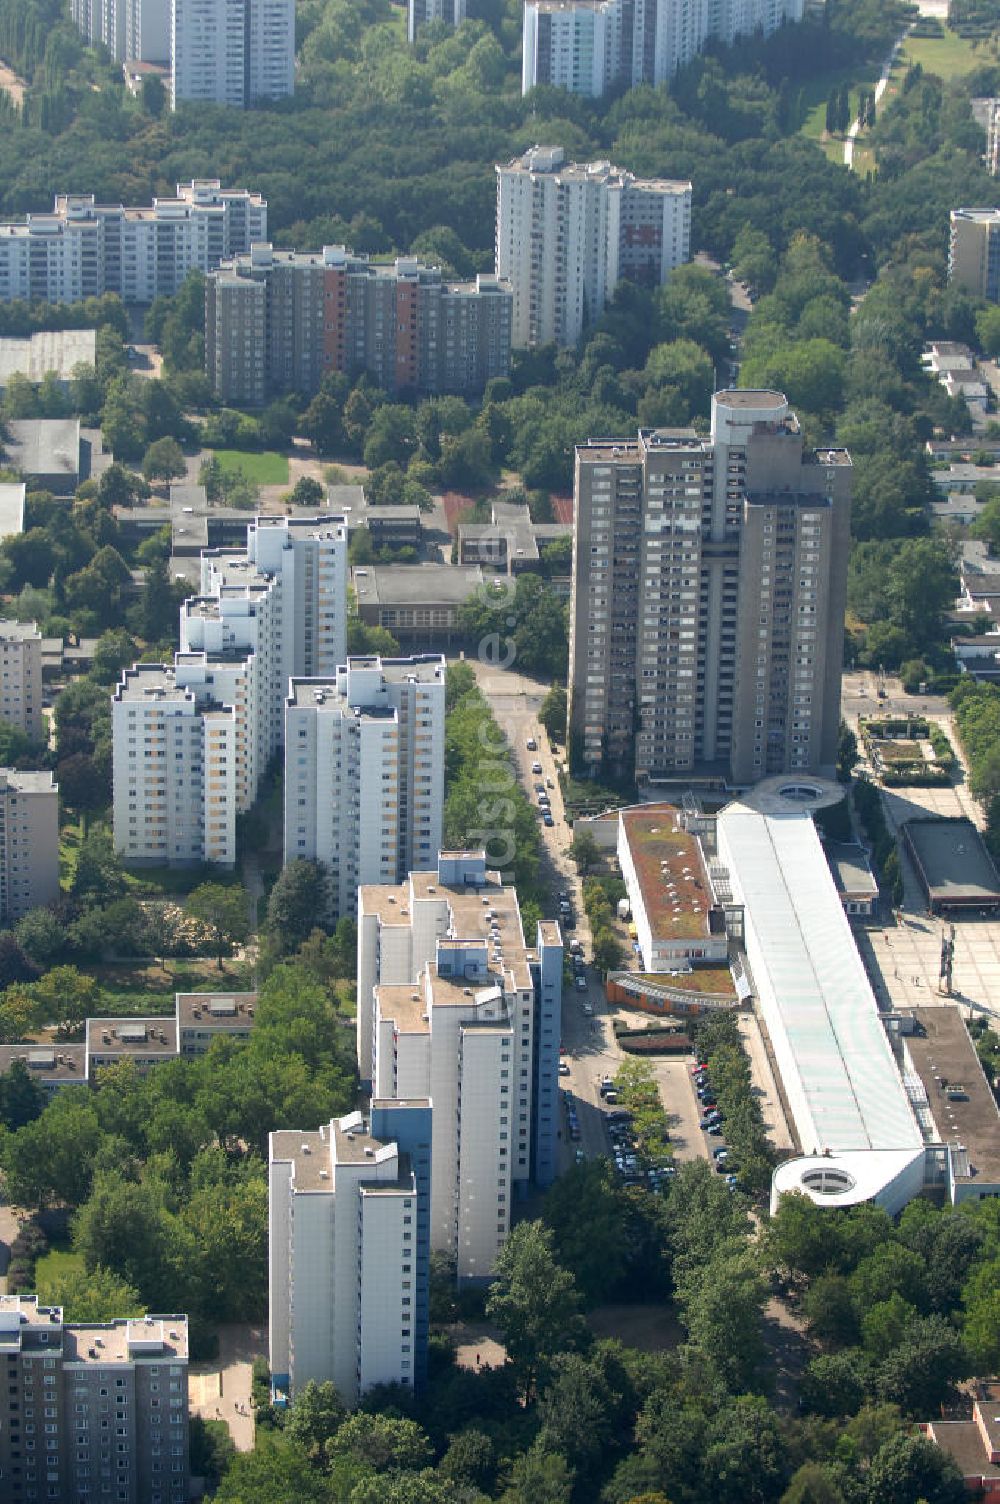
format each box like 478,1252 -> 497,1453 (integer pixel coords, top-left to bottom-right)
901,818 -> 1000,913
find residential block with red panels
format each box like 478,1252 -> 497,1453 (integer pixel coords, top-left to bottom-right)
206,242 -> 512,404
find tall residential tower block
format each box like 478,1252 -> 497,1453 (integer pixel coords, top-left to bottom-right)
205,244 -> 511,404
284,655 -> 447,918
269,1106 -> 431,1406
0,182 -> 265,306
568,390 -> 851,785
358,851 -> 563,1282
495,146 -> 691,348
114,513 -> 348,867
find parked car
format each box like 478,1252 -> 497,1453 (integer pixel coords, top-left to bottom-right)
575,1148 -> 586,1164
526,737 -> 537,750
543,813 -> 555,826
582,1002 -> 594,1016
707,1123 -> 723,1136
575,976 -> 587,992
558,1060 -> 570,1076
531,761 -> 543,774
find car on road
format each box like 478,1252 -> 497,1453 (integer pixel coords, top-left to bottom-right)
575,976 -> 587,991
575,1148 -> 586,1164
534,782 -> 545,793
569,938 -> 582,954
526,737 -> 537,750
543,812 -> 555,827
582,1002 -> 593,1016
531,761 -> 542,774
562,910 -> 575,926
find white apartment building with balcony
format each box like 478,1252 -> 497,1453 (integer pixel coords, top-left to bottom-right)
407,0 -> 465,39
170,0 -> 294,108
114,513 -> 349,868
112,664 -> 239,867
284,655 -> 446,919
0,619 -> 43,742
0,770 -> 59,922
496,146 -> 692,348
358,851 -> 563,1283
0,182 -> 265,306
269,1105 -> 431,1406
71,0 -> 169,61
522,0 -> 804,97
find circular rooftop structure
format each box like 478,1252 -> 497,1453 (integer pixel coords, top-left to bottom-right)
734,773 -> 845,819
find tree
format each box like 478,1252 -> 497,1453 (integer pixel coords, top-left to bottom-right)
71,829 -> 126,905
287,476 -> 325,509
91,629 -> 138,685
864,1431 -> 966,1504
592,928 -> 622,972
137,557 -> 185,643
485,1221 -> 585,1401
15,908 -> 67,968
539,684 -> 567,743
0,931 -> 37,989
329,1413 -> 432,1472
285,1380 -> 347,1460
0,1057 -> 43,1129
1,1090 -> 103,1206
702,1396 -> 788,1504
568,828 -> 600,875
141,73 -> 166,116
141,437 -> 186,483
186,883 -> 251,969
500,1442 -> 572,1504
266,861 -> 330,956
781,1463 -> 847,1504
837,722 -> 858,783
213,1434 -> 335,1504
35,1261 -> 143,1322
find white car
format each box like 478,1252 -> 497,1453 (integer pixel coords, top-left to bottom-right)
526,737 -> 537,750
582,1002 -> 594,1016
558,1060 -> 570,1075
531,761 -> 543,774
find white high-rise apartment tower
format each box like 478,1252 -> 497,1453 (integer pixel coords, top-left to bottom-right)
72,0 -> 169,61
496,146 -> 691,348
170,0 -> 294,108
358,852 -> 563,1283
522,0 -> 802,97
407,0 -> 465,40
114,513 -> 349,868
284,655 -> 446,918
0,770 -> 59,921
0,620 -> 43,742
269,1105 -> 431,1407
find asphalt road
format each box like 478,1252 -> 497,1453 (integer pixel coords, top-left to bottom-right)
468,660 -> 710,1175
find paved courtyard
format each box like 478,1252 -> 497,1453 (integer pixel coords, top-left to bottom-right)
838,678 -> 1000,1025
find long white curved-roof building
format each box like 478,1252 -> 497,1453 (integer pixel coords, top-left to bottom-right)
716,780 -> 927,1214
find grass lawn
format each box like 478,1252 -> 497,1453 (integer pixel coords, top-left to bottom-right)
899,29 -> 985,80
799,67 -> 878,143
34,1248 -> 85,1288
59,816 -> 85,890
212,449 -> 289,485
